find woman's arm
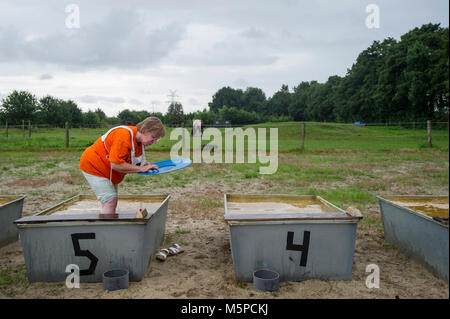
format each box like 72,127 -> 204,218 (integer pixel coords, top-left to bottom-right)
110,162 -> 158,174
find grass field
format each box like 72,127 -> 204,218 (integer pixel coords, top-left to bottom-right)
0,122 -> 448,210
0,122 -> 448,152
0,121 -> 448,298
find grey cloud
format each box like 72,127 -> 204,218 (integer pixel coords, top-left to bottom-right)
129,98 -> 143,105
77,95 -> 125,104
39,73 -> 53,80
188,98 -> 199,105
231,78 -> 250,89
241,28 -> 268,39
173,27 -> 279,67
0,9 -> 185,69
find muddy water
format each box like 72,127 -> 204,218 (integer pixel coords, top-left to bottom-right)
0,197 -> 21,206
50,200 -> 163,215
390,198 -> 449,218
227,199 -> 339,216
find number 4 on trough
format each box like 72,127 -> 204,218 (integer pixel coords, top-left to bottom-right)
286,231 -> 310,267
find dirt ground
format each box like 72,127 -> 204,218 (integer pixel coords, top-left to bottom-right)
0,152 -> 448,299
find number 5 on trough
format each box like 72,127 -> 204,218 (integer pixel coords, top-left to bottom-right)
71,233 -> 98,276
286,231 -> 311,267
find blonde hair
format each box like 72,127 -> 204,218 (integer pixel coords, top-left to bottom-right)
136,117 -> 166,138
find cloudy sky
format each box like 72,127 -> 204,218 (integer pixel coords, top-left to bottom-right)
0,0 -> 448,117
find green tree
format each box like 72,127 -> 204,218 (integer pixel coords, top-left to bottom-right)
83,110 -> 100,126
208,87 -> 244,112
289,82 -> 310,121
375,24 -> 448,122
118,109 -> 139,124
241,87 -> 267,113
335,41 -> 387,122
105,116 -> 122,125
218,105 -> 261,124
190,108 -> 217,125
266,85 -> 291,117
62,100 -> 83,127
95,108 -> 107,123
133,110 -> 152,122
305,81 -> 326,121
373,37 -> 401,123
166,102 -> 185,125
36,95 -> 62,126
0,90 -> 38,125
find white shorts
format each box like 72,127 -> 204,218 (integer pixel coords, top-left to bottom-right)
81,171 -> 118,203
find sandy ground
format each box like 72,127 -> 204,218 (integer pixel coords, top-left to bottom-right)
1,174 -> 448,300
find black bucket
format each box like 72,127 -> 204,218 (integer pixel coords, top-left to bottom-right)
102,269 -> 129,291
253,269 -> 279,292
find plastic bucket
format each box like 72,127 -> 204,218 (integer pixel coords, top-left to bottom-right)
102,269 -> 129,291
253,269 -> 279,292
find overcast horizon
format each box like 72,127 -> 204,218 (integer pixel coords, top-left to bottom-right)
0,0 -> 448,117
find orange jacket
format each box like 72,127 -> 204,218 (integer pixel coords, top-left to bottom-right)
79,126 -> 143,184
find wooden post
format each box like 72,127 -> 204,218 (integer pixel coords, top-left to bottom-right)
301,123 -> 305,150
22,120 -> 25,137
427,120 -> 432,148
65,122 -> 69,148
28,120 -> 31,138
181,122 -> 185,150
5,121 -> 8,138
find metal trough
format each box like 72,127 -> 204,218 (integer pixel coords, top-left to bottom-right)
224,194 -> 362,282
14,194 -> 170,283
377,195 -> 449,282
0,195 -> 25,248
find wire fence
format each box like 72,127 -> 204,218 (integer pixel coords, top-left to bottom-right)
0,121 -> 448,129
0,120 -> 448,151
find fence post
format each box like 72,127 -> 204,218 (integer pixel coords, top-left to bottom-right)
301,122 -> 306,150
5,121 -> 8,138
28,120 -> 31,138
427,120 -> 432,148
22,120 -> 25,137
65,122 -> 69,148
181,122 -> 185,150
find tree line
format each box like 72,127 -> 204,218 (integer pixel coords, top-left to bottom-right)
1,23 -> 448,127
207,23 -> 448,124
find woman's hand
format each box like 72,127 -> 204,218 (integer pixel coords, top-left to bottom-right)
139,163 -> 159,173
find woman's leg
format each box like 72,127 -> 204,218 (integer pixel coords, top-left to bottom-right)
101,197 -> 118,215
81,171 -> 119,215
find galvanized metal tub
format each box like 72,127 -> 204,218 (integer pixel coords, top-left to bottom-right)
0,195 -> 25,248
377,195 -> 449,282
224,194 -> 362,282
14,194 -> 170,283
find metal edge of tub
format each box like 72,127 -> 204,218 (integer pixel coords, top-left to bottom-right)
376,195 -> 449,228
14,194 -> 170,228
223,193 -> 362,223
0,195 -> 26,247
140,194 -> 171,273
376,195 -> 449,282
0,195 -> 26,207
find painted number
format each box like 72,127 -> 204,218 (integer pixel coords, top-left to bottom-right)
286,231 -> 310,267
71,233 -> 98,276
